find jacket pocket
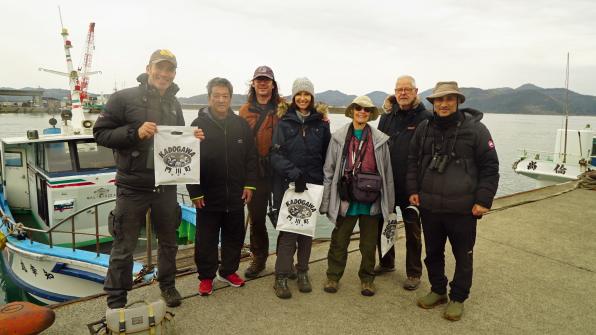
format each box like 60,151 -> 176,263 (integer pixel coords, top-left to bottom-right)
114,150 -> 132,172
129,150 -> 147,172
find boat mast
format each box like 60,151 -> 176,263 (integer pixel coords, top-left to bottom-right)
562,52 -> 570,164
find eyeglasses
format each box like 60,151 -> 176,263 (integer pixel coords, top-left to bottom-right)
354,105 -> 373,113
395,87 -> 414,94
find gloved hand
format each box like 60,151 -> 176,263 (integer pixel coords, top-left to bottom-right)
294,175 -> 307,193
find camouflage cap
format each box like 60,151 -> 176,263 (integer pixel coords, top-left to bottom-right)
149,49 -> 177,68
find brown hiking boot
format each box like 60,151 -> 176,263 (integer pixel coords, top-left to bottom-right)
244,260 -> 266,279
417,291 -> 448,309
360,282 -> 376,297
444,301 -> 464,321
297,271 -> 312,293
323,279 -> 338,293
373,265 -> 395,275
274,276 -> 292,299
403,277 -> 421,291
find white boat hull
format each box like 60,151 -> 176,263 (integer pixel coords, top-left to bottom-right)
1,242 -> 106,304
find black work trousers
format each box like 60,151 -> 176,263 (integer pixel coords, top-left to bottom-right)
247,178 -> 271,263
194,209 -> 245,280
377,205 -> 423,278
420,209 -> 477,302
105,185 -> 180,309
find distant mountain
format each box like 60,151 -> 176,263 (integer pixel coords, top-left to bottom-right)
178,94 -> 247,105
2,84 -> 595,115
419,84 -> 596,115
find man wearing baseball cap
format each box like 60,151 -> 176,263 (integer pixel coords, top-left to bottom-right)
94,49 -> 204,309
238,66 -> 284,278
406,81 -> 499,321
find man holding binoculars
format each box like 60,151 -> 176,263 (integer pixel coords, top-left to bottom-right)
406,81 -> 499,321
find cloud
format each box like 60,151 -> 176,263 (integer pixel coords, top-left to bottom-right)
1,0 -> 595,98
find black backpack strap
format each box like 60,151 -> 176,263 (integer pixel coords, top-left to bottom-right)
340,123 -> 355,172
251,102 -> 275,137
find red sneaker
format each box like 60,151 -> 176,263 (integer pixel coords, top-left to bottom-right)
217,272 -> 245,287
198,279 -> 213,296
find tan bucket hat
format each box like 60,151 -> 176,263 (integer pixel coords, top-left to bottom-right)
426,81 -> 465,103
345,95 -> 379,121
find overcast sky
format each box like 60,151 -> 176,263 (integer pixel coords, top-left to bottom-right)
2,0 -> 595,98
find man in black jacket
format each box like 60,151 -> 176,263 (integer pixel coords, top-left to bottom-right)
407,81 -> 499,321
187,77 -> 258,296
376,75 -> 431,291
94,49 -> 204,308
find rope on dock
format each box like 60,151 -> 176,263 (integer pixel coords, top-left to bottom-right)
577,171 -> 596,190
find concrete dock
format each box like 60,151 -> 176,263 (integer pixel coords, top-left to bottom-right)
47,182 -> 596,334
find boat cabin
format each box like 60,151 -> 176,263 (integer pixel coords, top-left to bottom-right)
0,129 -> 116,247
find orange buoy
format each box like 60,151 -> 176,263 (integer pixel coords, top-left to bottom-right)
0,301 -> 55,335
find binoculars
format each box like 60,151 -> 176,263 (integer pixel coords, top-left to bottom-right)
428,153 -> 450,174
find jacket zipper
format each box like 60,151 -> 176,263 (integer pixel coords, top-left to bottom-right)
224,124 -> 230,213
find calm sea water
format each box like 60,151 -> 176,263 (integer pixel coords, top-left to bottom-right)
1,110 -> 595,303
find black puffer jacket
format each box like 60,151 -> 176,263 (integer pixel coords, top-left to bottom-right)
270,105 -> 331,207
378,102 -> 431,206
406,108 -> 499,214
186,108 -> 257,212
93,73 -> 184,191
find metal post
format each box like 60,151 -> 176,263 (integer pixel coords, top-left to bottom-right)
145,209 -> 152,267
71,216 -> 76,251
94,205 -> 100,257
49,232 -> 53,248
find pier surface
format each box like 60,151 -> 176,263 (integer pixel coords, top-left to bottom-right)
48,182 -> 596,334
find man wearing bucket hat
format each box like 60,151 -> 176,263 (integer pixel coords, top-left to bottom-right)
94,49 -> 205,309
375,75 -> 431,291
406,81 -> 499,320
239,66 -> 284,278
320,95 -> 394,296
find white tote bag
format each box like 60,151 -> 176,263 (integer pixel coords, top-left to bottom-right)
276,183 -> 324,237
380,212 -> 399,257
154,126 -> 200,186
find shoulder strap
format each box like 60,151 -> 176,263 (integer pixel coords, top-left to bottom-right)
252,103 -> 274,137
417,120 -> 431,168
352,125 -> 371,173
253,111 -> 268,137
340,124 -> 354,170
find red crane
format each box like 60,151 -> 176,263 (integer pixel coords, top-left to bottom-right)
78,22 -> 96,102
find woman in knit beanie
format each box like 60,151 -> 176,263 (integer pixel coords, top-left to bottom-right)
269,77 -> 331,299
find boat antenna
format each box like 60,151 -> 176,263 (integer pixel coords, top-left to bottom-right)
58,6 -> 64,30
562,52 -> 569,164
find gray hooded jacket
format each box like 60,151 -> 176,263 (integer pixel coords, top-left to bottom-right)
320,123 -> 395,224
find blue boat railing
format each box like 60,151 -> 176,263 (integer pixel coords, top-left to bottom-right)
1,192 -> 194,262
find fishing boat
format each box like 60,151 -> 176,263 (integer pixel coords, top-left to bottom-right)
0,17 -> 198,305
513,54 -> 596,187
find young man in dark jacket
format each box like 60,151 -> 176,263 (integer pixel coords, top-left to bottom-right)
238,66 -> 281,278
407,81 -> 499,321
94,49 -> 204,308
376,75 -> 431,291
187,77 -> 258,296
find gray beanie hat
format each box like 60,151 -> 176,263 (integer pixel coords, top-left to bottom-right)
292,77 -> 315,97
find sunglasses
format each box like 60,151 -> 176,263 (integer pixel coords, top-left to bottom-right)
354,105 -> 374,113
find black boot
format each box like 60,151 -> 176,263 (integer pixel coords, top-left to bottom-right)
297,271 -> 312,293
274,275 -> 292,299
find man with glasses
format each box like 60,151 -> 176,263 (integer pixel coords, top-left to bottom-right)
375,75 -> 431,291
